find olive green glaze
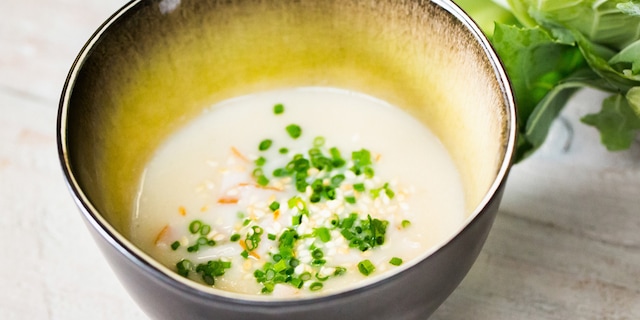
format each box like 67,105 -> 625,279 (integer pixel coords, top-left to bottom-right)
59,0 -> 516,318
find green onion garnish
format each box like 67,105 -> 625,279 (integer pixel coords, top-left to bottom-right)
309,282 -> 324,291
269,201 -> 280,212
273,103 -> 284,114
259,139 -> 273,151
189,220 -> 203,234
286,124 -> 302,139
313,136 -> 325,147
200,224 -> 211,236
389,257 -> 403,266
255,156 -> 267,166
176,259 -> 193,277
171,241 -> 181,251
315,227 -> 331,243
358,259 -> 376,276
257,175 -> 269,186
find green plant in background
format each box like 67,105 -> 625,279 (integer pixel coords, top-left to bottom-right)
456,0 -> 640,161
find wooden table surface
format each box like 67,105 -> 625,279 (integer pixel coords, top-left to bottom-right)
1,1 -> 638,319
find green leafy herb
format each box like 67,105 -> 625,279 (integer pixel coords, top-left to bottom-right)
457,0 -> 640,160
582,93 -> 640,150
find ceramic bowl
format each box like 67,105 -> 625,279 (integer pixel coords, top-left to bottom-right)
57,0 -> 516,318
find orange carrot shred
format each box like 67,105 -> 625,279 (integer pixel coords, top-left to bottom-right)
230,146 -> 249,162
218,197 -> 239,204
237,182 -> 283,191
273,209 -> 280,220
154,225 -> 170,245
178,206 -> 186,216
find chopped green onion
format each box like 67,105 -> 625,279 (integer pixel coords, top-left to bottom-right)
358,259 -> 376,276
309,282 -> 324,291
255,156 -> 267,166
385,187 -> 395,199
315,227 -> 331,243
252,225 -> 264,235
189,220 -> 203,234
194,259 -> 231,285
315,272 -> 330,281
273,259 -> 288,272
329,147 -> 346,167
273,103 -> 285,114
309,192 -> 321,203
272,168 -> 288,177
200,224 -> 211,236
352,149 -> 372,167
252,168 -> 264,178
269,201 -> 280,212
279,147 -> 289,154
300,272 -> 312,281
330,174 -> 345,186
171,241 -> 181,251
389,257 -> 403,266
313,136 -> 325,147
311,248 -> 324,259
345,196 -> 356,204
286,124 -> 302,139
259,139 -> 273,151
257,175 -> 269,186
401,220 -> 411,229
267,233 -> 277,241
176,259 -> 193,277
291,277 -> 303,289
353,183 -> 365,192
363,167 -> 375,179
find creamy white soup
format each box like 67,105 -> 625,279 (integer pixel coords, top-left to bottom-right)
131,87 -> 465,296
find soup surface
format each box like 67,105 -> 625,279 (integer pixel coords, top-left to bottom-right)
131,87 -> 465,296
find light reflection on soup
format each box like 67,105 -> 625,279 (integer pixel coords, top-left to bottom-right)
130,87 -> 465,296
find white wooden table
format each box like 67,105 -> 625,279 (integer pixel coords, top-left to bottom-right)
1,1 -> 638,319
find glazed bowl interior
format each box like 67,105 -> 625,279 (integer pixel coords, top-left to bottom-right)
61,0 -> 514,303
